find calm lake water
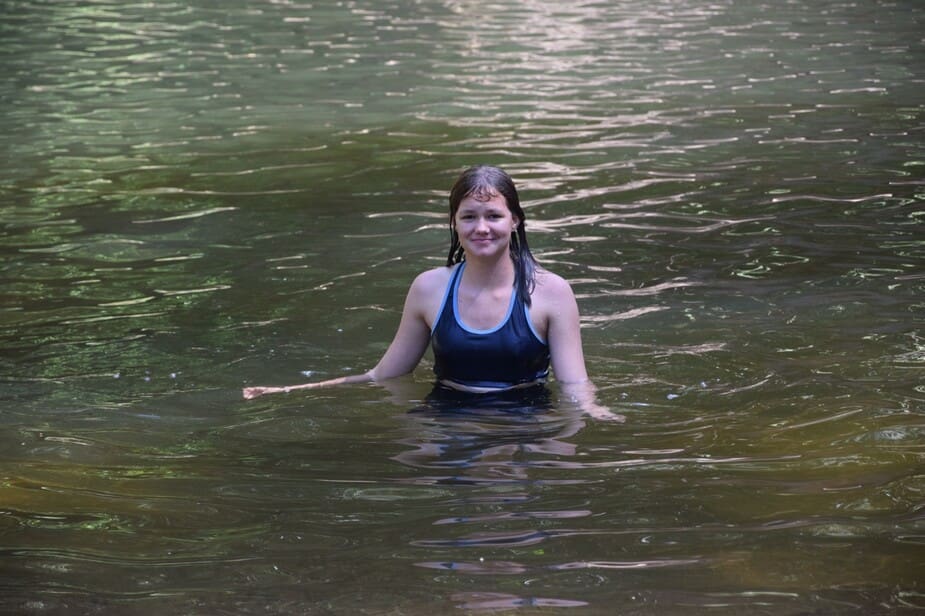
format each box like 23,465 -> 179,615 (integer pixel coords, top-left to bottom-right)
1,0 -> 923,614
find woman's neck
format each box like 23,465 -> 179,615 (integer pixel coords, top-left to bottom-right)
461,254 -> 515,290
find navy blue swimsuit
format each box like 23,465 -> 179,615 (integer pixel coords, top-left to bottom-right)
431,262 -> 550,389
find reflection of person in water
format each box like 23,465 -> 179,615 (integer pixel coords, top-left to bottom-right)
393,386 -> 586,482
243,165 -> 621,422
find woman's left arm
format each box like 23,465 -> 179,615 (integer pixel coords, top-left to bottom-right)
544,273 -> 590,383
544,274 -> 624,422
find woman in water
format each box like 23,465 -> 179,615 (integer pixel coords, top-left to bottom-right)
243,165 -> 620,421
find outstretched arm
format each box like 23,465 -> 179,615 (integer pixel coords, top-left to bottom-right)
243,272 -> 436,399
242,372 -> 374,399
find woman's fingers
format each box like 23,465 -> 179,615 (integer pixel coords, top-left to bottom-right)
242,387 -> 273,399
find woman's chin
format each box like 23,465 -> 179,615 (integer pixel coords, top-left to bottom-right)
463,241 -> 506,257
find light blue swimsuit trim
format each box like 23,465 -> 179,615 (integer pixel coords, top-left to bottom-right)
430,263 -> 458,335
452,262 -> 516,335
525,304 -> 546,345
432,261 -> 546,344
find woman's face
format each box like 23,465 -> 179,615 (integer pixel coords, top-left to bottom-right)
453,192 -> 519,260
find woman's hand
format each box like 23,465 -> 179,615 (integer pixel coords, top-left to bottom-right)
582,401 -> 626,422
242,386 -> 290,399
559,380 -> 625,422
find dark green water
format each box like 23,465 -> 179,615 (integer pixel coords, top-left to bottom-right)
1,0 -> 923,614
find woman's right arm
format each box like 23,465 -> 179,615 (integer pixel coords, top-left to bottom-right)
367,271 -> 435,380
242,271 -> 438,399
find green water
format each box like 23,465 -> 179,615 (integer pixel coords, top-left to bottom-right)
1,0 -> 923,613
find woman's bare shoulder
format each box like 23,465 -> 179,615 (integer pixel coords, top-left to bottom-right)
412,264 -> 454,292
406,265 -> 455,309
407,265 -> 455,324
534,267 -> 576,299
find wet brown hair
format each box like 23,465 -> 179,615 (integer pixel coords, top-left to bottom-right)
446,165 -> 537,306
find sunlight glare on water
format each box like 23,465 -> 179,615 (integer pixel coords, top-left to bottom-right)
0,0 -> 923,613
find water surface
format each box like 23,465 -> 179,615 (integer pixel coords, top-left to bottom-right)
1,0 -> 923,613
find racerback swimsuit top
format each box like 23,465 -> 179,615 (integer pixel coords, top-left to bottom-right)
431,262 -> 550,389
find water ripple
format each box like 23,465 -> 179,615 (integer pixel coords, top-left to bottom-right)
1,0 -> 923,612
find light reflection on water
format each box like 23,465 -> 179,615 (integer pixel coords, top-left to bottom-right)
1,0 -> 923,613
